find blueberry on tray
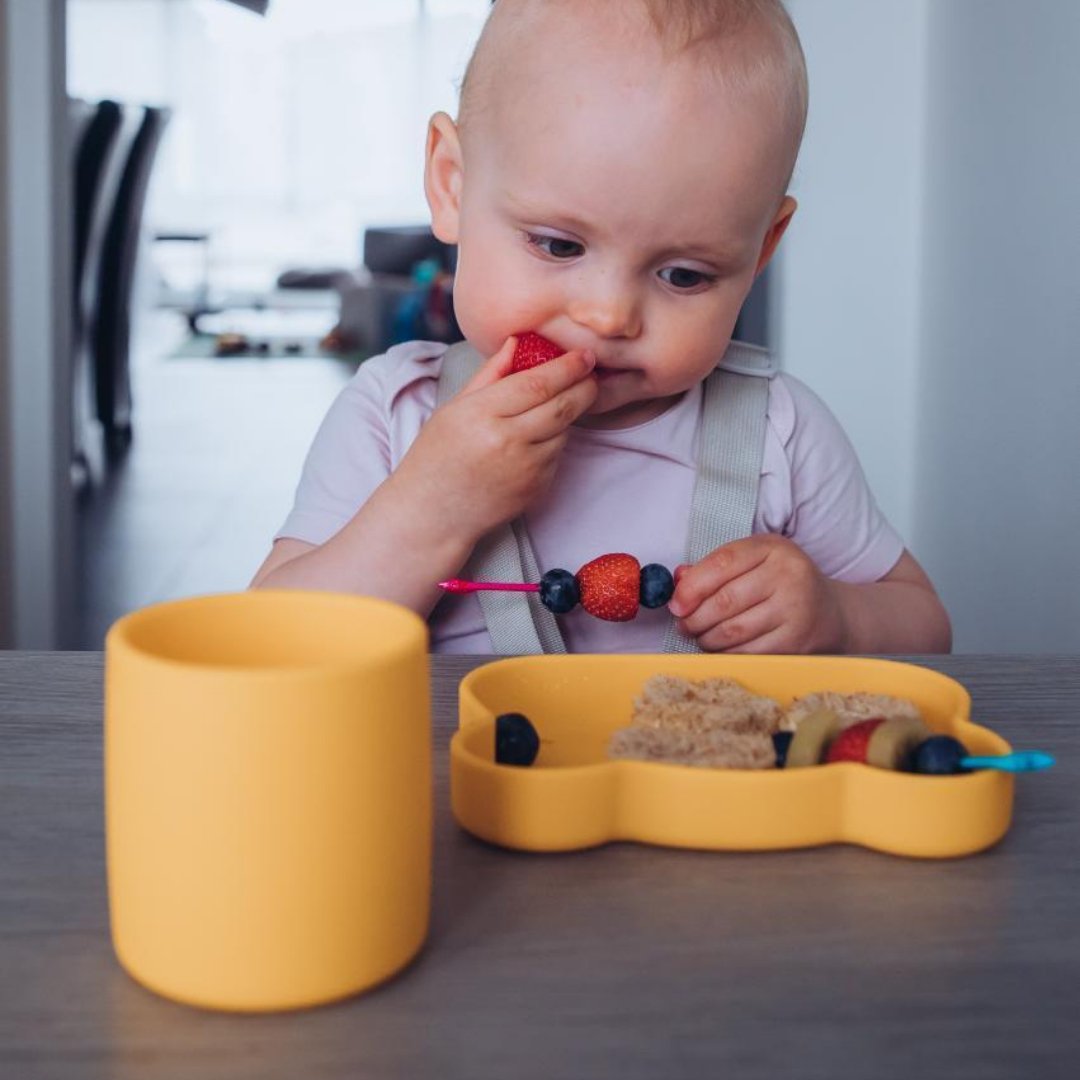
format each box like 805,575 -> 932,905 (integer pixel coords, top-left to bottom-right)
495,712 -> 541,767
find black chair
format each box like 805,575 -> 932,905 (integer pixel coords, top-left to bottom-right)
92,104 -> 171,452
69,98 -> 97,487
71,98 -> 133,485
363,225 -> 457,276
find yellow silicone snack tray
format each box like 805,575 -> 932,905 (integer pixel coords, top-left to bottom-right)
450,655 -> 1014,858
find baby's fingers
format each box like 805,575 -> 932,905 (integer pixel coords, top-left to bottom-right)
497,348 -> 597,416
697,604 -> 788,653
668,539 -> 771,620
519,373 -> 600,440
674,565 -> 773,639
459,337 -> 519,394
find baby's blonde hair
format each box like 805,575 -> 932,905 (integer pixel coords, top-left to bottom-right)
641,0 -> 808,148
459,0 -> 808,187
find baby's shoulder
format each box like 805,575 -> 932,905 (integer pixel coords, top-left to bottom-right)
713,343 -> 821,449
767,372 -> 851,449
348,339 -> 451,413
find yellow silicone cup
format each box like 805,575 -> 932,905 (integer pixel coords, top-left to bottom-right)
451,655 -> 1014,858
105,590 -> 431,1012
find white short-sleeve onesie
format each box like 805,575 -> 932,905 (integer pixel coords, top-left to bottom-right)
277,340 -> 904,653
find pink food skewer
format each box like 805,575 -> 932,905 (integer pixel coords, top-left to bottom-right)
438,578 -> 539,595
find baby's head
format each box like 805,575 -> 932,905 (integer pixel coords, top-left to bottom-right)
425,0 -> 808,428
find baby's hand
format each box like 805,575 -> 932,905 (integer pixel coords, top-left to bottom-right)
389,337 -> 598,543
668,535 -> 848,653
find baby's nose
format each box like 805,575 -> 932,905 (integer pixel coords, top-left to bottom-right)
566,285 -> 641,340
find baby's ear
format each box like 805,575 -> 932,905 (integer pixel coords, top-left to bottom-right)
424,112 -> 464,244
755,196 -> 798,276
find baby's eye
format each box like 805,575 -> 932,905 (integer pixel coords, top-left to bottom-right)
527,233 -> 584,259
658,266 -> 716,291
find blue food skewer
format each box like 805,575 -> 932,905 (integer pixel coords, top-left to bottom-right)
960,750 -> 1055,773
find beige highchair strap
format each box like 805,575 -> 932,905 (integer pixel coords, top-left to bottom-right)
433,340 -> 772,654
661,342 -> 771,653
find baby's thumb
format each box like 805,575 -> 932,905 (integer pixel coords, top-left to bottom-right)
460,337 -> 518,395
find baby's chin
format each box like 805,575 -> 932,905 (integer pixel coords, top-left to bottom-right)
575,389 -> 688,431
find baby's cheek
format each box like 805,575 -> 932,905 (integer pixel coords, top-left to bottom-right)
452,269 -> 528,356
453,242 -> 558,355
452,308 -> 502,359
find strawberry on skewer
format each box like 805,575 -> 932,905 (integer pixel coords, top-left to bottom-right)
576,553 -> 639,621
439,553 -> 676,622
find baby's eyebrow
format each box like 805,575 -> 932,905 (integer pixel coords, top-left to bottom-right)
653,240 -> 748,266
499,191 -> 591,234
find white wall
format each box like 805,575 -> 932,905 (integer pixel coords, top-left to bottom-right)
67,0 -> 490,288
778,0 -> 1079,652
915,1 -> 1080,651
778,0 -> 929,542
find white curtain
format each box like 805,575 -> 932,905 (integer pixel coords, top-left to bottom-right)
67,0 -> 489,287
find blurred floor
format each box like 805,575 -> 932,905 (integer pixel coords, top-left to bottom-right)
73,311 -> 357,650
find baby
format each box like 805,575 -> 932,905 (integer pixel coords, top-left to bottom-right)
252,0 -> 951,656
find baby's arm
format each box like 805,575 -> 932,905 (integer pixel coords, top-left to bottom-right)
251,341 -> 598,615
668,537 -> 951,654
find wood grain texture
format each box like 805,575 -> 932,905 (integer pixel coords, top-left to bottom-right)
1,652 -> 1079,1080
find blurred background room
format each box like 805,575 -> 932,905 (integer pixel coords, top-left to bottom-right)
1,0 -> 1077,651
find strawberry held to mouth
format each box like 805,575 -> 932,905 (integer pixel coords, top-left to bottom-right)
575,552 -> 641,622
510,332 -> 563,374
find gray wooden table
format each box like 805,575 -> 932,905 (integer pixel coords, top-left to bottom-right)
2,653 -> 1078,1080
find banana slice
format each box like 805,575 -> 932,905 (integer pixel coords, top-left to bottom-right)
784,709 -> 844,768
866,716 -> 932,771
